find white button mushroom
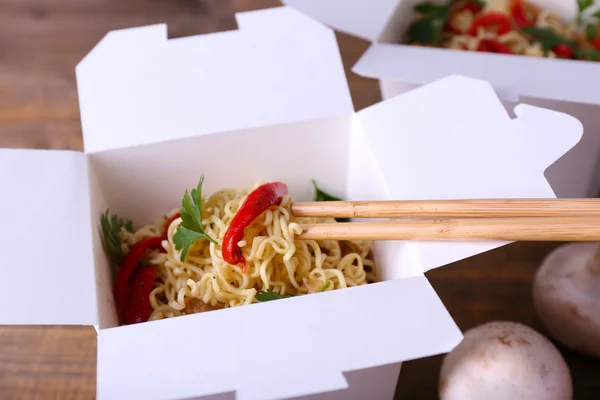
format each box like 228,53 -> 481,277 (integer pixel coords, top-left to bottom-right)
439,321 -> 572,400
533,242 -> 600,358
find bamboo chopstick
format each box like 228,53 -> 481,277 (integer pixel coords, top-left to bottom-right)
297,217 -> 600,242
291,199 -> 600,219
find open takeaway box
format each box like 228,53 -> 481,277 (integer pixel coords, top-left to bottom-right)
283,0 -> 600,198
0,6 -> 583,400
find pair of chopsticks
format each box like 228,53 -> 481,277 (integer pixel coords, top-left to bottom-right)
290,199 -> 600,242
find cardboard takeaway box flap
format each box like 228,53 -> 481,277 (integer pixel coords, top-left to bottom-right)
353,75 -> 583,273
99,276 -> 460,400
76,6 -> 354,154
283,0 -> 600,106
0,149 -> 97,325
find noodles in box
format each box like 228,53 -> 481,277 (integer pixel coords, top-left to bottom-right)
102,178 -> 376,325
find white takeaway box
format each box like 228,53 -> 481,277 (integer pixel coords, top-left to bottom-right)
283,0 -> 600,198
0,6 -> 583,400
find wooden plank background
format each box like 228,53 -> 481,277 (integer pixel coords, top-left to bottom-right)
0,0 -> 598,399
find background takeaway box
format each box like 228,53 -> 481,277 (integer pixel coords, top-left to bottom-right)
283,0 -> 600,199
0,5 -> 583,400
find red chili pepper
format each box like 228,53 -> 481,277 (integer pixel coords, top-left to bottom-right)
114,236 -> 164,320
553,44 -> 573,59
163,212 -> 181,239
477,41 -> 490,51
511,0 -> 532,28
123,265 -> 157,325
477,39 -> 514,54
222,182 -> 288,272
592,36 -> 600,51
469,12 -> 512,36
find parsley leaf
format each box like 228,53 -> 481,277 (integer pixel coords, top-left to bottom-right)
522,27 -> 574,53
174,176 -> 218,261
578,0 -> 594,13
523,26 -> 599,61
174,227 -> 205,261
312,179 -> 342,202
593,10 -> 600,20
407,3 -> 451,46
311,179 -> 349,223
255,282 -> 331,302
574,47 -> 600,60
577,0 -> 595,24
255,289 -> 295,302
100,209 -> 133,277
587,24 -> 598,40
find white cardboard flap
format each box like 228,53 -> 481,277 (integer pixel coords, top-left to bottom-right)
76,6 -> 353,154
0,149 -> 97,325
353,44 -> 600,106
356,75 -> 582,272
282,0 -> 401,41
97,276 -> 462,400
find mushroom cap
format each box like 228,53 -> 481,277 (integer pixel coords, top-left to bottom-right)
533,242 -> 600,358
439,321 -> 572,400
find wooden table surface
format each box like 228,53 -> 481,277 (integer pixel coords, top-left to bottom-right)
0,0 -> 598,399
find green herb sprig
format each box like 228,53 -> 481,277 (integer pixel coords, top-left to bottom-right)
173,176 -> 218,262
523,26 -> 600,60
255,290 -> 295,302
311,179 -> 349,222
522,27 -> 574,51
406,2 -> 452,46
586,23 -> 597,40
100,209 -> 133,277
577,0 -> 596,25
255,282 -> 331,302
575,47 -> 600,60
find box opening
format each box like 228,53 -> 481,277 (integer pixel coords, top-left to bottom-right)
88,115 -> 386,330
